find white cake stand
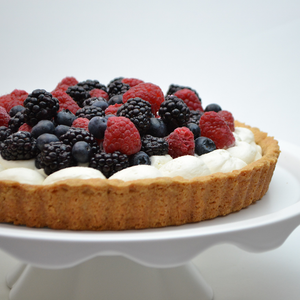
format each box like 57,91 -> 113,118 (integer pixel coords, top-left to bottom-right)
1,140 -> 300,300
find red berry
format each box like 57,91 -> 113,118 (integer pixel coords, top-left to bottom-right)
105,103 -> 122,115
218,110 -> 235,131
55,77 -> 78,91
174,88 -> 204,112
0,89 -> 28,113
166,127 -> 195,158
122,78 -> 144,87
200,111 -> 235,149
122,82 -> 164,115
51,89 -> 80,114
103,116 -> 141,155
0,106 -> 11,127
72,117 -> 89,131
89,88 -> 109,100
18,123 -> 32,132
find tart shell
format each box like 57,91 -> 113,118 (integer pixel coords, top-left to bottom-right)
0,121 -> 280,231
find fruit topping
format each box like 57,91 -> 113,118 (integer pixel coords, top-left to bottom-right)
89,150 -> 129,178
103,116 -> 141,155
123,82 -> 164,115
0,131 -> 38,160
166,127 -> 195,158
23,89 -> 59,127
159,95 -> 190,131
194,136 -> 216,156
200,111 -> 235,149
117,97 -> 153,134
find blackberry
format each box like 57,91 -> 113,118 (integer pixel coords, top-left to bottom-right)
9,105 -> 25,117
35,141 -> 76,175
188,110 -> 203,125
8,111 -> 26,132
0,126 -> 12,142
89,151 -> 129,178
83,97 -> 106,107
59,127 -> 99,154
107,81 -> 130,99
77,79 -> 107,93
0,131 -> 38,160
117,97 -> 152,134
107,77 -> 124,90
23,89 -> 59,127
166,84 -> 201,101
66,85 -> 91,107
159,95 -> 190,131
141,135 -> 168,156
75,106 -> 105,120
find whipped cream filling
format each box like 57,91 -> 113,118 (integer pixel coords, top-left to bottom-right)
0,127 -> 263,184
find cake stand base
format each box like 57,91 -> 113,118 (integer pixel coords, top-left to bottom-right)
6,256 -> 213,300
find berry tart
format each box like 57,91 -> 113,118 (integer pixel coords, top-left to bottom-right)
0,78 -> 280,230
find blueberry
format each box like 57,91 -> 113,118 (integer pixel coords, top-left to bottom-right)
9,105 -> 25,117
36,133 -> 59,151
204,103 -> 222,113
147,118 -> 168,137
195,136 -> 216,156
31,120 -> 55,138
54,125 -> 70,138
129,151 -> 151,166
186,123 -> 200,139
88,116 -> 107,139
55,109 -> 77,126
108,94 -> 123,105
92,100 -> 109,111
72,141 -> 92,163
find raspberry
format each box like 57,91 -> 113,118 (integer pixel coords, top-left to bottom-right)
0,106 -> 10,127
55,77 -> 78,91
0,94 -> 12,112
122,82 -> 164,115
200,111 -> 235,149
0,90 -> 28,113
103,116 -> 141,155
105,103 -> 122,115
166,84 -> 201,100
122,78 -> 144,87
18,123 -> 32,132
166,127 -> 195,158
89,88 -> 109,100
218,110 -> 235,131
51,89 -> 80,114
72,117 -> 89,131
174,89 -> 204,112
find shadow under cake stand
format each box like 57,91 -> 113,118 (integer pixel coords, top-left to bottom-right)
1,140 -> 300,300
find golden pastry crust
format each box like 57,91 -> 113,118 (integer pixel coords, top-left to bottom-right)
0,121 -> 280,230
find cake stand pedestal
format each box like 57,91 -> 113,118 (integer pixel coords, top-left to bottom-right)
1,140 -> 300,300
6,257 -> 213,300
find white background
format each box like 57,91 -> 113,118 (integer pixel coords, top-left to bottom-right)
0,1 -> 300,299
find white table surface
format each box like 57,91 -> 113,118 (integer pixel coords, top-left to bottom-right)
0,1 -> 300,299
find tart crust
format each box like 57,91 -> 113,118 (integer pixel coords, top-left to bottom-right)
0,121 -> 280,230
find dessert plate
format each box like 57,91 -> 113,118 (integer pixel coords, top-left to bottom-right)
0,140 -> 299,269
1,140 -> 300,300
